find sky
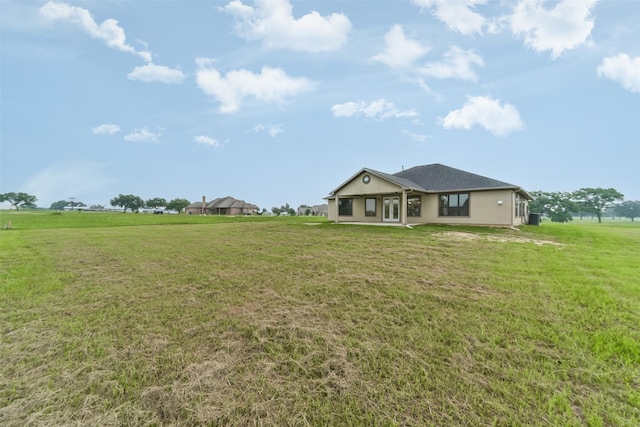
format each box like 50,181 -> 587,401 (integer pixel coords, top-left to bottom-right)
1,0 -> 639,210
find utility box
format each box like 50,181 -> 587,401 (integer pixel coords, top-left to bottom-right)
528,213 -> 541,226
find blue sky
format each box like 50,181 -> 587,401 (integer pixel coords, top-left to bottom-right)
1,0 -> 639,210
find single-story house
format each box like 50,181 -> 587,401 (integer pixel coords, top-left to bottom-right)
327,164 -> 532,227
297,204 -> 329,216
185,196 -> 258,216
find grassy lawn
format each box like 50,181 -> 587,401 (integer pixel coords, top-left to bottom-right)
1,211 -> 639,426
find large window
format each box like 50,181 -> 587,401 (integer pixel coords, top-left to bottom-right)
439,193 -> 469,216
365,198 -> 376,216
338,198 -> 353,216
407,196 -> 421,217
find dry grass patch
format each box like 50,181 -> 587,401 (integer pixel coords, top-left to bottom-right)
438,230 -> 563,246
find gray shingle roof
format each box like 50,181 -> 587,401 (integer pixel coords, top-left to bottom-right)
393,163 -> 521,193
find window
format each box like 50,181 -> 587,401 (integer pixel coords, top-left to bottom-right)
407,196 -> 421,217
439,193 -> 469,216
365,198 -> 376,216
338,198 -> 353,216
515,194 -> 526,217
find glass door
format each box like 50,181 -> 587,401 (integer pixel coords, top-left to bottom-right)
383,197 -> 400,222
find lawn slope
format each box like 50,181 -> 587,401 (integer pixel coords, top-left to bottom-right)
1,213 -> 638,425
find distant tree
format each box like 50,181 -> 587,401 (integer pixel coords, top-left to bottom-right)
0,192 -> 38,210
145,197 -> 167,208
110,194 -> 144,213
285,203 -> 295,216
50,200 -> 69,210
272,203 -> 295,216
572,188 -> 624,223
529,191 -> 575,223
614,200 -> 640,222
166,198 -> 190,213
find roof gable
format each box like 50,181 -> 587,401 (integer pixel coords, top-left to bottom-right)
329,167 -> 425,195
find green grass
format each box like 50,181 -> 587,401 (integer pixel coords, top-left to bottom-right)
1,211 -> 639,425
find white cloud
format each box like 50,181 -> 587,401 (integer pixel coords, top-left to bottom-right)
39,2 -> 152,62
597,53 -> 640,94
20,161 -> 114,207
221,0 -> 351,52
440,96 -> 524,136
401,130 -> 431,143
251,124 -> 284,138
508,0 -> 598,59
127,63 -> 185,84
371,24 -> 430,70
331,99 -> 419,120
92,123 -> 121,135
195,61 -> 316,114
124,127 -> 162,143
194,135 -> 222,147
372,26 -> 484,88
412,0 -> 487,35
420,46 -> 484,82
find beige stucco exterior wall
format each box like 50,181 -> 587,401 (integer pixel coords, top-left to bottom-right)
329,171 -> 404,222
339,172 -> 403,196
409,189 -> 516,226
328,196 -> 389,222
329,189 -> 526,226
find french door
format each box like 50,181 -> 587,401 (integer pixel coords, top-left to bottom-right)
383,197 -> 400,222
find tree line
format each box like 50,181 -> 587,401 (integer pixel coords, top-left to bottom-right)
107,195 -> 191,213
0,192 -> 190,214
529,187 -> 638,223
3,188 -> 638,222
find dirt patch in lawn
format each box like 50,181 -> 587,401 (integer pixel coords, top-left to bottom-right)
438,231 -> 563,246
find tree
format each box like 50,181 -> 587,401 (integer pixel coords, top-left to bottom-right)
529,191 -> 575,222
572,188 -> 624,223
614,200 -> 640,222
50,200 -> 69,210
110,194 -> 144,213
272,203 -> 295,216
145,197 -> 167,208
166,198 -> 191,214
0,192 -> 37,210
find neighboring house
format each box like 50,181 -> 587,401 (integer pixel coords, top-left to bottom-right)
185,196 -> 258,215
297,204 -> 329,216
327,164 -> 532,227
